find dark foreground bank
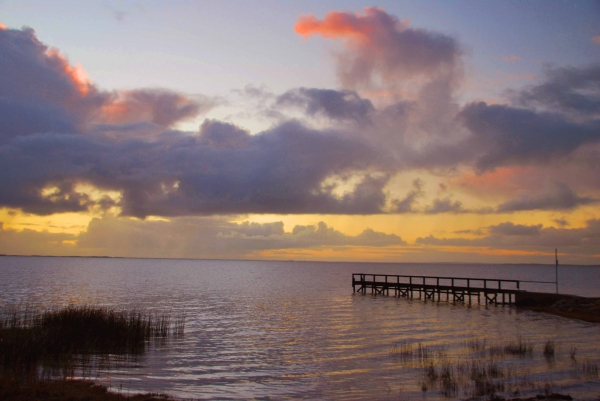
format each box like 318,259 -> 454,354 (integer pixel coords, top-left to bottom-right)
516,293 -> 600,323
0,379 -> 576,401
0,379 -> 176,401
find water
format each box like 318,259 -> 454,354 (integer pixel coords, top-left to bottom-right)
1,256 -> 599,400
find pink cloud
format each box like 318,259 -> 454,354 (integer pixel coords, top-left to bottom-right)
593,35 -> 600,45
294,7 -> 461,88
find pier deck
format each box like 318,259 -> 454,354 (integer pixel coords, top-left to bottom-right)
352,273 -> 524,305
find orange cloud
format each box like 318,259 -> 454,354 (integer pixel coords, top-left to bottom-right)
593,36 -> 600,45
46,49 -> 92,96
295,9 -> 387,42
293,7 -> 460,89
454,167 -> 534,197
0,22 -> 6,30
100,90 -> 201,127
101,101 -> 132,124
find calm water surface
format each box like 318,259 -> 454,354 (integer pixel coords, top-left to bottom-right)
1,257 -> 599,400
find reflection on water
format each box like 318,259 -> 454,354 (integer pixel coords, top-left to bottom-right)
1,257 -> 599,400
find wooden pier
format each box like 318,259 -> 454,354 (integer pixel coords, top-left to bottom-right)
352,273 -> 524,305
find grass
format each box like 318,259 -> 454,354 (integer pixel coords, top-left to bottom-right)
394,337 -> 582,400
580,360 -> 599,379
0,305 -> 185,384
543,340 -> 555,360
503,337 -> 534,357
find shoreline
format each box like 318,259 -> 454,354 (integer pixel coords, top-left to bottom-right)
515,293 -> 600,323
0,379 -> 178,401
519,303 -> 600,323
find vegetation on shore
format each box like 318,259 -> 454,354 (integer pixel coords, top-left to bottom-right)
0,305 -> 185,400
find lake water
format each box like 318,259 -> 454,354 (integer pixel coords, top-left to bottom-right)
1,256 -> 599,400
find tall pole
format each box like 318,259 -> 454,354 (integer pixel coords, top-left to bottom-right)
555,248 -> 559,294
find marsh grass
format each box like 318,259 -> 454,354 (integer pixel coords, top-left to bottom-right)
393,337 -> 579,399
580,360 -> 599,379
503,337 -> 534,357
543,341 -> 556,366
389,341 -> 413,362
0,305 -> 185,383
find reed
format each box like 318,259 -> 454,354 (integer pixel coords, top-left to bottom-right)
503,337 -> 534,357
0,305 -> 185,383
580,360 -> 599,379
389,341 -> 413,362
543,340 -> 555,360
395,337 -> 576,399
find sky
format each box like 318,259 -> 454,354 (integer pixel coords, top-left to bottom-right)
1,0 -> 599,264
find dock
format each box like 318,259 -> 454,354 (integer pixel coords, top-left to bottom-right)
352,273 -> 524,305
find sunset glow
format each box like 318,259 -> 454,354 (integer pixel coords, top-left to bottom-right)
0,2 -> 599,264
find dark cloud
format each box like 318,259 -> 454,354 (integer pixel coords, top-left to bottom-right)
459,102 -> 600,171
353,228 -> 404,246
276,88 -> 374,123
0,26 -> 397,217
517,64 -> 600,117
488,222 -> 542,236
0,118 -> 391,216
0,26 -> 210,144
392,178 -> 423,213
496,181 -> 597,212
2,21 -> 600,220
416,219 -> 600,259
0,27 -> 107,140
424,197 -> 466,214
554,218 -> 569,228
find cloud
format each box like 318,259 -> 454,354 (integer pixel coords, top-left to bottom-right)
0,222 -> 76,255
593,36 -> 600,45
497,181 -> 597,212
0,117 -> 394,216
416,219 -> 600,259
424,197 -> 467,214
0,27 -> 108,138
0,26 -> 397,217
516,64 -> 600,117
391,178 -> 423,213
459,101 -> 600,171
554,218 -> 569,227
74,217 -> 404,258
99,89 -> 214,128
294,7 -> 461,89
276,88 -> 374,123
2,18 -> 600,222
0,25 -> 210,144
454,228 -> 484,235
488,222 -> 542,236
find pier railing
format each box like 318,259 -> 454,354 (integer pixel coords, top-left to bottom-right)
352,273 -> 523,305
